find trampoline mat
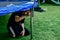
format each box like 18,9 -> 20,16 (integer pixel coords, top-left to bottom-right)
0,2 -> 28,7
0,2 -> 36,16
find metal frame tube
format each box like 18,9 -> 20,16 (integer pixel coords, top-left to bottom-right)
30,7 -> 34,40
30,0 -> 34,40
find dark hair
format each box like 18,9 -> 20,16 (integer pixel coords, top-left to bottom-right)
12,10 -> 31,17
12,11 -> 25,17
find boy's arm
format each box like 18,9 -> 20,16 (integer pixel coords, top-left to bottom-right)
15,15 -> 25,22
21,23 -> 25,30
15,15 -> 21,22
9,26 -> 16,37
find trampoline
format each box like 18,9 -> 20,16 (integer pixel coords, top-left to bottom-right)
0,0 -> 38,40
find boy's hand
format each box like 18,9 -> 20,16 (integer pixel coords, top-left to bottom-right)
25,11 -> 30,16
20,30 -> 25,36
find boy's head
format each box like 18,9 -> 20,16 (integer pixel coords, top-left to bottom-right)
14,10 -> 31,17
14,10 -> 31,22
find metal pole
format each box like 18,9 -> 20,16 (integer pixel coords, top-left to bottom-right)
43,0 -> 45,3
30,0 -> 34,40
58,0 -> 59,3
30,8 -> 34,40
38,0 -> 40,5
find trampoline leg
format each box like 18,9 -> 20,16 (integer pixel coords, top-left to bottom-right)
30,8 -> 34,40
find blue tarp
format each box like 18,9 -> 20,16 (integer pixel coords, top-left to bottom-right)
0,2 -> 37,16
0,0 -> 31,1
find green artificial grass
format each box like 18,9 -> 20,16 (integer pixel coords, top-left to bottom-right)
0,4 -> 60,40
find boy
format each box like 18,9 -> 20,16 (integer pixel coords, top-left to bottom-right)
7,10 -> 30,37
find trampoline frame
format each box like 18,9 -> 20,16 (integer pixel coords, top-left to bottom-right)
0,0 -> 36,40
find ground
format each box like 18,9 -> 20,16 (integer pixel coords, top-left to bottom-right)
0,4 -> 60,40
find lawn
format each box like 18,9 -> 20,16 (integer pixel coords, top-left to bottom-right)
0,4 -> 60,40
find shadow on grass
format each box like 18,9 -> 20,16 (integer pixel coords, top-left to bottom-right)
0,32 -> 10,40
0,32 -> 25,40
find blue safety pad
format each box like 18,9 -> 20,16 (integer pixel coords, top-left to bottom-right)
0,2 -> 37,16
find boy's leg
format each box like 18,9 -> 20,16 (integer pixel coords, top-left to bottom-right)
24,28 -> 30,36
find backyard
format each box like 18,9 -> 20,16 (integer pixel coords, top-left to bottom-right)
0,4 -> 60,40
